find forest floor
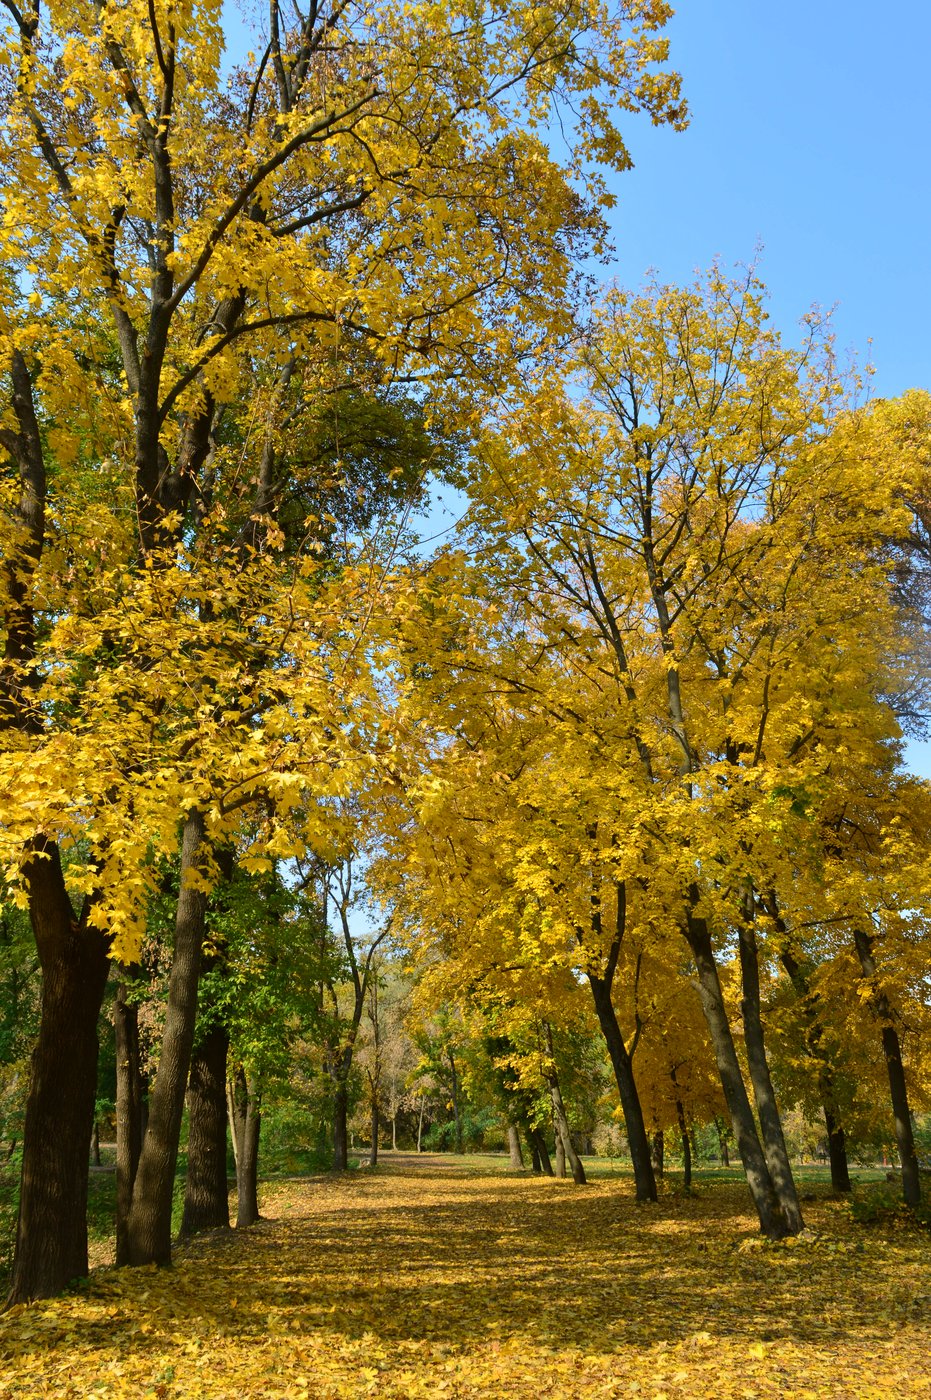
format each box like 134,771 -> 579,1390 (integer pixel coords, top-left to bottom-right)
0,1159 -> 929,1398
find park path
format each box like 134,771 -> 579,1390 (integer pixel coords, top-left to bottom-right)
1,1167 -> 929,1397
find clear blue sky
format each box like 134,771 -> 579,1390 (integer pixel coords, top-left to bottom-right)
600,1 -> 931,772
604,0 -> 930,401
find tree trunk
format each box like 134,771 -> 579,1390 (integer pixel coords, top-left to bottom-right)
448,1050 -> 463,1153
368,1095 -> 379,1168
853,928 -> 921,1207
738,923 -> 804,1232
716,1118 -> 730,1167
237,1075 -> 261,1228
684,908 -> 789,1238
181,1023 -> 230,1236
529,1136 -> 542,1174
392,1116 -> 397,1152
333,1079 -> 349,1170
507,1122 -> 524,1169
587,973 -> 656,1201
651,1130 -> 664,1178
554,1134 -> 566,1177
824,1103 -> 851,1194
780,945 -> 851,1194
544,1025 -> 586,1184
9,848 -> 110,1304
115,967 -> 146,1266
528,1126 -> 554,1176
91,1121 -> 101,1167
676,1100 -> 692,1191
124,809 -> 208,1266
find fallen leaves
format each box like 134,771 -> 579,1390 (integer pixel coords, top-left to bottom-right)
0,1167 -> 929,1398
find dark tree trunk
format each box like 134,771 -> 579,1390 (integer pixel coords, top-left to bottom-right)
779,944 -> 851,1193
124,809 -> 208,1266
738,922 -> 804,1232
716,1118 -> 730,1167
529,1135 -> 542,1173
115,966 -> 146,1266
333,1079 -> 349,1170
448,1050 -> 463,1153
9,847 -> 110,1303
527,1127 -> 553,1176
588,974 -> 656,1201
651,1130 -> 664,1177
676,1100 -> 692,1191
544,1025 -> 586,1184
237,1078 -> 261,1228
368,1095 -> 379,1168
853,928 -> 921,1208
823,1104 -> 851,1194
181,1023 -> 230,1236
684,906 -> 789,1239
507,1122 -> 524,1169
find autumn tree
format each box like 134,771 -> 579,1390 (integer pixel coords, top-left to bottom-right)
0,0 -> 684,1298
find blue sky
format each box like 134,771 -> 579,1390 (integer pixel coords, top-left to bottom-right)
599,1 -> 931,772
604,1 -> 930,401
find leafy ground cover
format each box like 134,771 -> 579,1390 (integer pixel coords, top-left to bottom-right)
1,1161 -> 928,1398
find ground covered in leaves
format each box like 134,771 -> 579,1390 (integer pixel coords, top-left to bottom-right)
1,1161 -> 929,1398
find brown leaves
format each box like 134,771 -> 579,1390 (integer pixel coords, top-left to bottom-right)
1,1167 -> 929,1398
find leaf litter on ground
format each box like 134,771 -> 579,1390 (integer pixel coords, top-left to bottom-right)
1,1164 -> 929,1398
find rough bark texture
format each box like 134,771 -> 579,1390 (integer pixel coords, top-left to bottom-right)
115,968 -> 146,1266
124,810 -> 208,1265
181,1023 -> 230,1236
229,1069 -> 261,1228
738,923 -> 804,1232
685,907 -> 788,1239
779,944 -> 851,1193
676,1101 -> 692,1191
588,974 -> 656,1201
544,1027 -> 586,1185
853,928 -> 921,1208
333,1082 -> 349,1170
507,1122 -> 524,1169
8,848 -> 109,1303
554,1136 -> 566,1178
651,1130 -> 664,1178
368,1099 -> 379,1168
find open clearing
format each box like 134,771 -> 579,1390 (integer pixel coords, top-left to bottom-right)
1,1163 -> 929,1399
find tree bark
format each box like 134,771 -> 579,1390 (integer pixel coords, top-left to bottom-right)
368,1095 -> 379,1167
124,809 -> 208,1265
554,1134 -> 566,1178
8,848 -> 110,1303
232,1070 -> 261,1228
738,922 -> 804,1232
823,1104 -> 851,1194
588,974 -> 656,1201
852,927 -> 921,1207
507,1122 -> 524,1169
448,1049 -> 463,1153
684,907 -> 789,1238
527,1126 -> 553,1176
651,1130 -> 664,1178
779,945 -> 851,1194
181,1023 -> 230,1236
115,966 -> 146,1266
333,1079 -> 349,1170
543,1025 -> 586,1184
676,1100 -> 692,1191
